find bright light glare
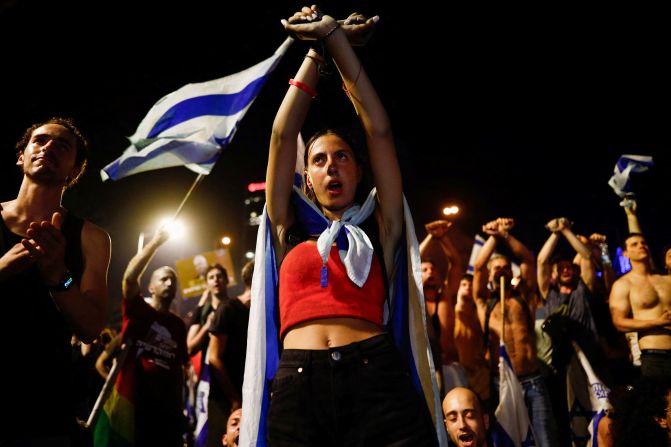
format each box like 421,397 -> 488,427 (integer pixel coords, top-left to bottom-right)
221,236 -> 232,246
157,217 -> 187,240
442,205 -> 460,216
245,251 -> 255,259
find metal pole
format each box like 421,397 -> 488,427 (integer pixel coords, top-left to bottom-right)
83,339 -> 133,429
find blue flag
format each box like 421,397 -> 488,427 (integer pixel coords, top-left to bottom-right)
101,38 -> 293,181
607,154 -> 653,198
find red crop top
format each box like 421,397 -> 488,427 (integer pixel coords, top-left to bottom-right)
279,241 -> 386,338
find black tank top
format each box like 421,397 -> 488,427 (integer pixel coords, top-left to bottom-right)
0,211 -> 85,439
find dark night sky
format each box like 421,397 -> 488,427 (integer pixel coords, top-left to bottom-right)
1,1 -> 669,320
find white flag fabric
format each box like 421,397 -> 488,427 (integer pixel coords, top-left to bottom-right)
607,154 -> 653,198
492,342 -> 535,447
101,37 -> 293,181
466,234 -> 486,274
567,341 -> 612,447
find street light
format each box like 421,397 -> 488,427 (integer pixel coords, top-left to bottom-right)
137,216 -> 187,253
221,236 -> 232,246
442,205 -> 460,216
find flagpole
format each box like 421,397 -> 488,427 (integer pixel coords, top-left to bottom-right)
500,276 -> 505,339
170,173 -> 205,222
83,339 -> 134,429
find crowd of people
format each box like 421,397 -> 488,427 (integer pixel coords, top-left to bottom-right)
421,210 -> 671,446
1,4 -> 669,447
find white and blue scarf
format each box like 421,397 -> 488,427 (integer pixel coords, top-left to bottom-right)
239,187 -> 447,446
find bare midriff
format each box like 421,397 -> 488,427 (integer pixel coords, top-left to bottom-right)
283,317 -> 384,349
488,298 -> 538,376
638,331 -> 671,350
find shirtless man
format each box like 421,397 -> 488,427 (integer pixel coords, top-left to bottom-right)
420,220 -> 464,392
473,217 -> 558,447
454,274 -> 490,402
610,233 -> 671,377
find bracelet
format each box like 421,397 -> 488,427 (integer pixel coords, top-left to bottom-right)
305,55 -> 325,76
305,54 -> 324,69
48,270 -> 75,292
305,53 -> 325,65
288,78 -> 317,98
320,22 -> 340,40
305,48 -> 326,64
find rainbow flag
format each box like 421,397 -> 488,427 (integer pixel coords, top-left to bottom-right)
93,341 -> 135,447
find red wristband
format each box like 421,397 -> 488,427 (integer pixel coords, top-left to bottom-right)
288,78 -> 317,99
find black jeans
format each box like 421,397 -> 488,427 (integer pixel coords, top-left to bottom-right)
267,333 -> 438,447
641,349 -> 671,377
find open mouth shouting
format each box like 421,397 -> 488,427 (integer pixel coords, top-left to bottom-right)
327,180 -> 342,196
457,432 -> 475,447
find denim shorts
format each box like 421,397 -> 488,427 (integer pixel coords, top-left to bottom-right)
266,333 -> 438,447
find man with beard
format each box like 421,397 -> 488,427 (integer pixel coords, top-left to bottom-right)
473,218 -> 559,447
0,118 -> 110,445
610,233 -> 671,377
442,387 -> 490,447
98,228 -> 188,446
537,217 -> 600,356
537,217 -> 603,445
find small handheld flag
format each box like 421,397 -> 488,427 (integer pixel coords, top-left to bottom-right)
607,154 -> 653,198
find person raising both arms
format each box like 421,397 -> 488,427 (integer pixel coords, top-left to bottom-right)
245,5 -> 443,446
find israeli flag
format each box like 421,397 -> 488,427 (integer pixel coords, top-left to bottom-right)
193,349 -> 211,447
492,342 -> 535,447
567,341 -> 612,447
607,154 -> 654,198
101,37 -> 293,181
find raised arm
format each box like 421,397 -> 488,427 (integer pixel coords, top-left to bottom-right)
542,217 -> 597,292
425,221 -> 464,299
589,233 -> 616,293
266,39 -> 319,250
568,231 -> 598,292
319,10 -> 402,255
496,218 -> 536,294
621,195 -> 642,234
423,220 -> 463,361
122,228 -> 169,301
473,221 -> 499,328
537,220 -> 561,299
